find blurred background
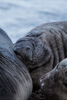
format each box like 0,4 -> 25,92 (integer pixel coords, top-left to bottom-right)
0,0 -> 67,43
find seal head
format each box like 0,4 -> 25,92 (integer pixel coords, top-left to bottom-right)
39,58 -> 67,100
14,36 -> 51,70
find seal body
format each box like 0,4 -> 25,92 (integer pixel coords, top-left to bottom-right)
39,58 -> 67,100
0,29 -> 32,100
14,21 -> 67,86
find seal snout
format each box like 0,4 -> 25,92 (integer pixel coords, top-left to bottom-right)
13,41 -> 33,61
40,71 -> 55,90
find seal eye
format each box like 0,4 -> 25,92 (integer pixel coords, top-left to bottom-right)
63,83 -> 67,88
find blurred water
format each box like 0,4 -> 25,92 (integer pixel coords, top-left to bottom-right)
0,0 -> 67,43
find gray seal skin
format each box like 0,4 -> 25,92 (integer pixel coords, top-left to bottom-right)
14,21 -> 67,87
0,29 -> 32,100
39,58 -> 67,100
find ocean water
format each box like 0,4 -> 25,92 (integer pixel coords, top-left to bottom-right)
0,0 -> 67,43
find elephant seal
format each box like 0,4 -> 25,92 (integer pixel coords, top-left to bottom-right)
14,21 -> 67,87
0,29 -> 32,100
39,58 -> 67,100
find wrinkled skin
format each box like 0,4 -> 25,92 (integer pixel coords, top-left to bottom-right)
14,21 -> 67,87
14,36 -> 52,87
0,29 -> 32,100
39,58 -> 67,100
14,37 -> 51,69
